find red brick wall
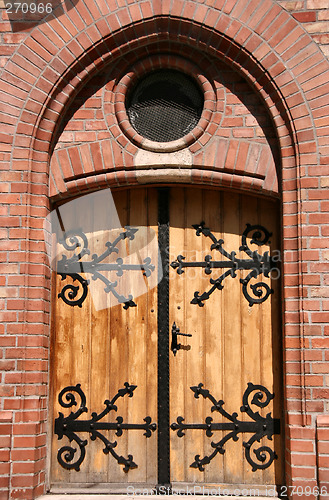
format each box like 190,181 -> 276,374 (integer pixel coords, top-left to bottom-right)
278,0 -> 329,58
0,412 -> 12,500
1,1 -> 329,498
317,416 -> 329,499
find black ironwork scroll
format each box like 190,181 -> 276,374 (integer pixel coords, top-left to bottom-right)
56,226 -> 155,308
54,383 -> 156,472
170,382 -> 280,472
171,222 -> 278,306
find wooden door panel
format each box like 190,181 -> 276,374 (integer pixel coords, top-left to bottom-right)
51,186 -> 282,490
50,188 -> 158,488
169,189 -> 283,487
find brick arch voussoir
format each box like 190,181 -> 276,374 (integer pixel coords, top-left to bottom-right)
50,134 -> 278,201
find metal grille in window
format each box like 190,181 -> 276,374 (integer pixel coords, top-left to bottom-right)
126,70 -> 204,143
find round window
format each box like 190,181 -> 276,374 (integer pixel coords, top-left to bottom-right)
126,70 -> 204,143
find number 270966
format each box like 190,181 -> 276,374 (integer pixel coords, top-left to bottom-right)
5,3 -> 53,14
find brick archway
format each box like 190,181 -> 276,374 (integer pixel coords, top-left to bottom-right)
49,43 -> 281,200
1,0 -> 329,497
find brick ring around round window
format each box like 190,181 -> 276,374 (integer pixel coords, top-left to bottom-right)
108,57 -> 217,153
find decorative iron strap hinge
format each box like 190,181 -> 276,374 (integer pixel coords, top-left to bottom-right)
54,383 -> 156,472
171,222 -> 279,307
171,382 -> 280,472
56,227 -> 155,308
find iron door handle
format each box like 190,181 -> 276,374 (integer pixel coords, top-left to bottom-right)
171,322 -> 192,356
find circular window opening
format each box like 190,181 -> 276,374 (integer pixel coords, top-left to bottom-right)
126,70 -> 204,143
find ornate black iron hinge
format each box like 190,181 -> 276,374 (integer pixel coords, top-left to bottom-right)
171,222 -> 279,307
56,226 -> 155,308
54,383 -> 156,472
171,382 -> 280,472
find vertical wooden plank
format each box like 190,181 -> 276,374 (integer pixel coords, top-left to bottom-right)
221,191 -> 243,485
145,188 -> 158,485
239,194 -> 263,485
184,188 -> 206,484
107,189 -> 130,484
51,271 -> 74,484
88,213 -> 111,482
203,189 -> 225,484
69,204 -> 92,483
53,202 -> 93,484
126,187 -> 149,483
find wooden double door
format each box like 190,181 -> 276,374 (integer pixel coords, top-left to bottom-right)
50,187 -> 283,492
